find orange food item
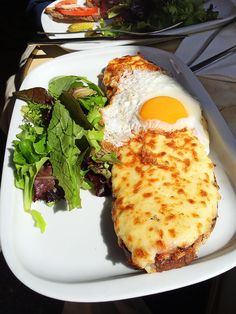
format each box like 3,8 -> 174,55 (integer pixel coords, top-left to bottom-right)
56,7 -> 99,16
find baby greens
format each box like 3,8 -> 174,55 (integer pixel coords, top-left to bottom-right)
13,75 -> 115,233
96,0 -> 219,35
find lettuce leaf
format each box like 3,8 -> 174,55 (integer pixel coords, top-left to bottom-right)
21,102 -> 52,127
48,75 -> 105,99
12,75 -> 116,232
13,123 -> 50,232
47,100 -> 85,209
86,129 -> 104,152
15,158 -> 48,233
48,76 -> 80,99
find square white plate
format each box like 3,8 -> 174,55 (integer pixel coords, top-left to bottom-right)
41,0 -> 236,51
1,46 -> 236,302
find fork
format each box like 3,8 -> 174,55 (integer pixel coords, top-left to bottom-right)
190,44 -> 236,72
38,21 -> 183,37
186,16 -> 236,67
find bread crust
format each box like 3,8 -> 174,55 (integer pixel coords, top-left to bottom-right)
119,218 -> 216,272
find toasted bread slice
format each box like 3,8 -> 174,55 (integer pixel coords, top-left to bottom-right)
101,55 -> 220,273
45,5 -> 100,23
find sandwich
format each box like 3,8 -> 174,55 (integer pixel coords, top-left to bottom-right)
101,55 -> 220,272
45,0 -> 100,23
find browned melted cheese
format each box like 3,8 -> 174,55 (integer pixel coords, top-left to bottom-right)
102,55 -> 162,99
112,129 -> 220,272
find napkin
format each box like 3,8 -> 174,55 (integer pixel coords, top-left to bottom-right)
175,21 -> 236,81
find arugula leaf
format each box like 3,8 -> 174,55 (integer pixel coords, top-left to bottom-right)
47,100 -> 85,209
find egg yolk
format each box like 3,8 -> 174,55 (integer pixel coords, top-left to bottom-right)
139,96 -> 188,124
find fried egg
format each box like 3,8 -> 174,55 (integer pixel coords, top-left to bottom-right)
101,69 -> 209,154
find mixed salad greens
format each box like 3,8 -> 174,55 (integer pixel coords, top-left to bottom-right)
13,76 -> 118,233
88,0 -> 219,35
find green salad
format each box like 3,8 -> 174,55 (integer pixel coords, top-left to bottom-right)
13,75 -> 118,233
92,0 -> 219,36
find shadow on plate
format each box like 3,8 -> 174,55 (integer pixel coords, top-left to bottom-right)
99,196 -> 135,268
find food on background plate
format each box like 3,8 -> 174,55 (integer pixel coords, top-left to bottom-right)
89,0 -> 219,30
66,0 -> 218,35
44,0 -> 219,35
67,21 -> 95,32
13,76 -> 118,232
45,0 -> 100,23
101,55 -> 220,272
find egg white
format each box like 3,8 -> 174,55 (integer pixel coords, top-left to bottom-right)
101,70 -> 209,153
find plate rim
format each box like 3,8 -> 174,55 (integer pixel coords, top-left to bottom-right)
40,0 -> 236,51
1,45 -> 236,302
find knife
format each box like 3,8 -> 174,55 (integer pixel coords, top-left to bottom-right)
190,44 -> 236,72
28,34 -> 186,46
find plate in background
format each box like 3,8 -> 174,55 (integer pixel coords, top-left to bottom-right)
41,0 -> 236,51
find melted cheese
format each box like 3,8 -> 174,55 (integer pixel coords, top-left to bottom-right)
112,128 -> 220,272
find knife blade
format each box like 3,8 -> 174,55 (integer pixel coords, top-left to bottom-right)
190,44 -> 236,72
28,35 -> 186,46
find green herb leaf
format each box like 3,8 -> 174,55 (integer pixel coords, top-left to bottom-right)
48,75 -> 105,99
15,157 -> 48,232
59,92 -> 93,130
13,121 -> 51,232
31,210 -> 47,233
47,101 -> 85,209
21,102 -> 52,127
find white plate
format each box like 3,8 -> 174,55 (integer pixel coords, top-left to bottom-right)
41,0 -> 236,51
1,46 -> 236,302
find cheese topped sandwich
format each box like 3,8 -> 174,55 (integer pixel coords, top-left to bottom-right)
101,55 -> 220,272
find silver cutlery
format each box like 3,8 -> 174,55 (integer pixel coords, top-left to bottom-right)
186,16 -> 236,67
28,34 -> 186,46
38,22 -> 183,37
190,44 -> 236,72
